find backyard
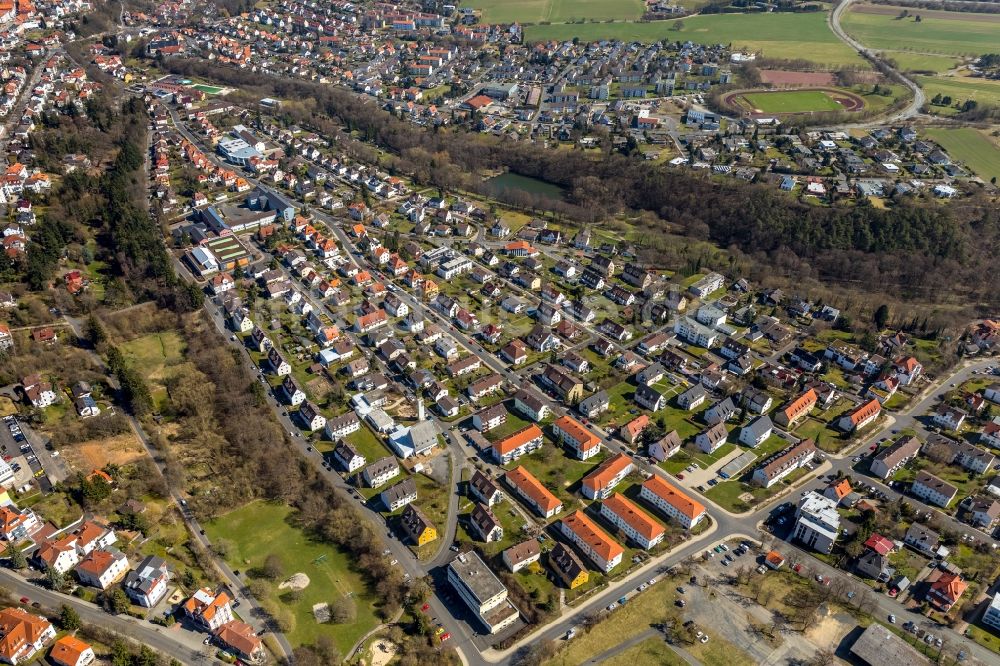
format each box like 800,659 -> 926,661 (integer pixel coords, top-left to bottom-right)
204,500 -> 380,653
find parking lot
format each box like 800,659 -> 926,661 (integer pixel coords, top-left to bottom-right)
0,415 -> 69,492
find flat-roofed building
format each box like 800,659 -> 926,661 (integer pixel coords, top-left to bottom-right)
447,551 -> 520,634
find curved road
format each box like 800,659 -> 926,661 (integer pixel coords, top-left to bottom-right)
827,0 -> 926,127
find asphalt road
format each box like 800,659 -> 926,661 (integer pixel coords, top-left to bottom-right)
0,568 -> 209,665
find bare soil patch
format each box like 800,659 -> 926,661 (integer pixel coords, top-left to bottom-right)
760,70 -> 835,86
366,640 -> 397,666
65,432 -> 147,471
279,572 -> 311,592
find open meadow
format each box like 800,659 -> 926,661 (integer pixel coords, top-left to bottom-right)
524,13 -> 866,69
205,501 -> 380,654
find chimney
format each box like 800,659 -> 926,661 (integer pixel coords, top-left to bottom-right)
417,398 -> 425,422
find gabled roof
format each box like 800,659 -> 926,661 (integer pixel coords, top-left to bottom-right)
864,533 -> 894,556
561,510 -> 623,562
641,475 -> 706,520
493,424 -> 543,456
602,493 -> 664,541
582,453 -> 633,494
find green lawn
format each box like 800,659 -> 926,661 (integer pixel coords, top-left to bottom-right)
119,331 -> 187,411
602,637 -> 688,666
742,90 -> 843,113
204,501 -> 380,653
842,6 -> 1000,57
923,128 -> 1000,182
525,12 -> 865,68
467,0 -> 644,24
341,423 -> 394,463
514,447 -> 606,510
706,464 -> 812,513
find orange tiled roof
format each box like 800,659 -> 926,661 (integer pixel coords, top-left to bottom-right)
602,493 -> 664,541
582,453 -> 633,494
561,510 -> 623,561
493,424 -> 543,456
641,475 -> 706,520
505,466 -> 560,513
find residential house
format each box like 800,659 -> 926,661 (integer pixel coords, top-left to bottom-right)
469,470 -> 503,506
639,476 -> 707,529
649,431 -> 682,462
491,425 -> 544,464
362,457 -> 400,488
297,402 -> 326,432
469,503 -> 502,543
600,494 -> 664,550
911,471 -> 958,508
75,548 -> 129,589
401,504 -> 438,546
552,415 -> 601,460
774,389 -> 817,428
752,439 -> 817,488
635,384 -> 667,412
677,385 -> 706,411
903,523 -> 942,558
581,454 -> 634,500
837,398 -> 881,432
548,542 -> 589,589
578,391 -> 610,419
926,571 -> 968,612
504,466 -> 562,518
473,404 -> 508,433
620,414 -> 650,445
559,510 -> 623,573
380,478 -> 418,511
502,540 -> 541,573
739,415 -> 773,448
514,388 -> 549,422
124,555 -> 170,608
696,423 -> 728,454
332,441 -> 366,473
869,435 -> 921,479
0,608 -> 56,665
183,588 -> 234,632
49,635 -> 95,666
704,397 -> 737,425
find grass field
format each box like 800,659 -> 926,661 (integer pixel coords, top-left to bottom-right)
885,51 -> 961,74
524,13 -> 866,68
120,331 -> 187,410
742,90 -> 843,113
468,0 -> 644,24
924,127 -> 1000,182
602,637 -> 688,666
916,75 -> 1000,114
204,501 -> 379,653
842,6 -> 1000,57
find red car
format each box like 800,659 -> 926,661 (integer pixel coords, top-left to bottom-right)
793,564 -> 802,573
440,633 -> 451,642
420,603 -> 430,613
19,597 -> 28,604
677,473 -> 685,480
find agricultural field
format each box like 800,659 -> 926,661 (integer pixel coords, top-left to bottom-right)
886,51 -> 961,74
916,75 -> 1000,114
204,501 -> 380,654
467,0 -> 644,25
842,5 -> 1000,58
923,127 -> 1000,182
524,12 -> 866,68
741,89 -> 846,113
